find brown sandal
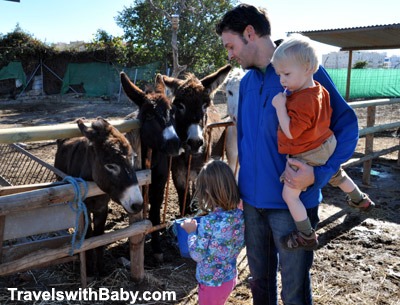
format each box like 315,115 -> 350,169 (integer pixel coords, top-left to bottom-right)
281,229 -> 318,251
347,193 -> 375,212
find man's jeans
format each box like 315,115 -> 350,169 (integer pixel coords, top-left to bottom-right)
243,202 -> 319,305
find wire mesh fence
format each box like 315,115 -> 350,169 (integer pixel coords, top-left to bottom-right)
0,143 -> 63,186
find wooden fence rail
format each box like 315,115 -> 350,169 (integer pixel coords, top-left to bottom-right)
0,119 -> 140,144
344,98 -> 400,185
0,171 -> 150,215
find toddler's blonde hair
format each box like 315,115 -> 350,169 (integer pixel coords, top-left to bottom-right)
272,33 -> 319,73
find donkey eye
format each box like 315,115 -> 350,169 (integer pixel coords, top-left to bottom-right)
176,103 -> 186,113
146,113 -> 155,120
104,163 -> 120,175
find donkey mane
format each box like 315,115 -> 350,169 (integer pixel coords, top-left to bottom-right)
177,74 -> 204,93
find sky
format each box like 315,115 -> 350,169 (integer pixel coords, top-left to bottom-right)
1,0 -> 400,57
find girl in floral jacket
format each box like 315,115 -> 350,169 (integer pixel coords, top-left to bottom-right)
181,160 -> 245,305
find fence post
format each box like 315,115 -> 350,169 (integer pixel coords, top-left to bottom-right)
129,212 -> 145,282
398,137 -> 400,168
362,105 -> 376,185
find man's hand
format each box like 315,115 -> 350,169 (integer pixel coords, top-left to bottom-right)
284,158 -> 315,190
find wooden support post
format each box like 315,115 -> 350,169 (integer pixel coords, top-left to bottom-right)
162,157 -> 172,224
362,105 -> 376,185
143,149 -> 152,219
182,154 -> 192,217
79,251 -> 87,288
129,212 -> 145,282
398,137 -> 400,168
345,50 -> 353,101
78,212 -> 87,288
0,215 -> 5,264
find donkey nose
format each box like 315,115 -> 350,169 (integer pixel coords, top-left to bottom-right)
187,138 -> 203,152
130,202 -> 143,214
164,137 -> 181,156
121,184 -> 143,214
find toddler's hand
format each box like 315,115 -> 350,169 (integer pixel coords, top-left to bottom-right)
272,92 -> 287,109
181,218 -> 197,234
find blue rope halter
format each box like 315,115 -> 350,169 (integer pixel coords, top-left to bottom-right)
62,176 -> 89,256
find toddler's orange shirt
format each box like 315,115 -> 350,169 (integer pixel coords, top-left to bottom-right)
277,81 -> 333,155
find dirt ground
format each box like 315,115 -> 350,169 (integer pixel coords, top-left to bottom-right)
0,95 -> 399,305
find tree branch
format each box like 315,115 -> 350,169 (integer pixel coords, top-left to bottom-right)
148,0 -> 187,77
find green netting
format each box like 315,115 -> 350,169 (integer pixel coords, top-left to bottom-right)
61,61 -> 162,97
0,62 -> 27,86
122,61 -> 162,84
326,69 -> 400,99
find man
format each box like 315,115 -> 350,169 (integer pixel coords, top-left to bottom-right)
216,4 -> 359,305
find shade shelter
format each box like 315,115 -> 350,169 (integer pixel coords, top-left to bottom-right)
289,23 -> 400,100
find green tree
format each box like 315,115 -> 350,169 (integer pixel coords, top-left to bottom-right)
86,29 -> 126,64
116,0 -> 236,77
0,24 -> 54,68
353,60 -> 368,69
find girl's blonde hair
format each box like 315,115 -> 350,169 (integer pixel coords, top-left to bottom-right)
193,160 -> 240,212
271,33 -> 320,73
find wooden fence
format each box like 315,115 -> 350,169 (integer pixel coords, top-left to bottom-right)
0,118 -> 151,287
343,98 -> 400,185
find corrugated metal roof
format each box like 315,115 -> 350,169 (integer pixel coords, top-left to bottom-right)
289,23 -> 400,51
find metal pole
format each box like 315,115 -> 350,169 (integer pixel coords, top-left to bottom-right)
40,59 -> 44,96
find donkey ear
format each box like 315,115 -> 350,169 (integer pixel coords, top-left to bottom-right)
77,118 -> 88,133
120,72 -> 146,107
77,118 -> 109,142
162,75 -> 184,94
154,74 -> 166,94
200,64 -> 232,95
77,118 -> 96,141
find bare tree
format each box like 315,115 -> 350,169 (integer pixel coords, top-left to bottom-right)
149,0 -> 187,77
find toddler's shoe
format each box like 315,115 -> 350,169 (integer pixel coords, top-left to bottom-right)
347,193 -> 375,212
281,229 -> 318,251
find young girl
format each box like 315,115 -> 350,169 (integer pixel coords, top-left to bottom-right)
181,160 -> 244,305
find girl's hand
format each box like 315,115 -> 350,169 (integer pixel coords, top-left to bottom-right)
181,218 -> 198,234
272,92 -> 287,109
